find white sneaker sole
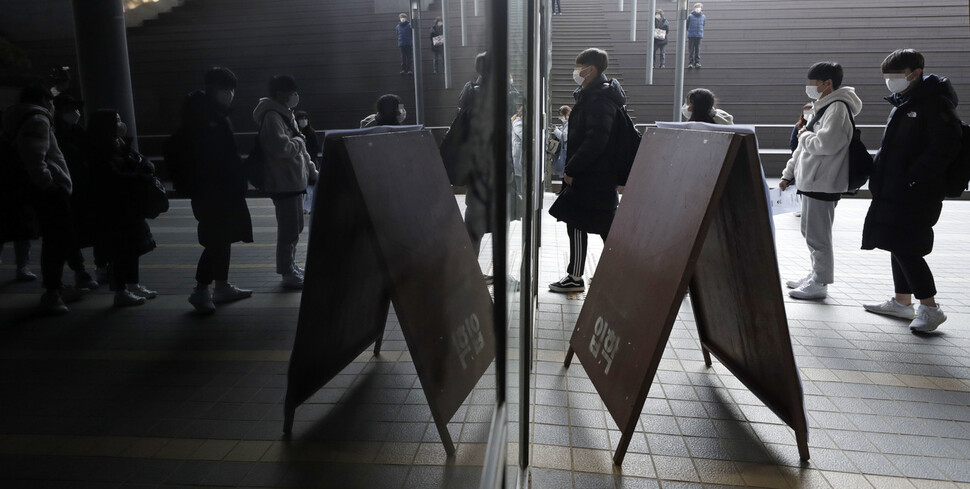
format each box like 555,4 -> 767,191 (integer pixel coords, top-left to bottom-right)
863,305 -> 916,320
549,284 -> 584,293
788,290 -> 826,300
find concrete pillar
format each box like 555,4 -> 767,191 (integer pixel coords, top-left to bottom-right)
72,0 -> 139,149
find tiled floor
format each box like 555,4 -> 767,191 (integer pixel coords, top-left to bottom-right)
0,196 -> 968,488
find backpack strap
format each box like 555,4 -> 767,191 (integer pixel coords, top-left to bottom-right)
807,99 -> 854,132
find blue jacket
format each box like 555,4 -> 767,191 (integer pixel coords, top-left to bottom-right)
687,11 -> 705,38
397,21 -> 413,47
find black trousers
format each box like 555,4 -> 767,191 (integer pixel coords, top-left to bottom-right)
35,188 -> 76,291
109,255 -> 139,292
566,224 -> 607,278
891,253 -> 937,300
196,244 -> 231,285
400,46 -> 413,72
688,37 -> 702,65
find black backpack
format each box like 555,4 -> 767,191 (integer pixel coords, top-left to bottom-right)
606,101 -> 643,186
807,100 -> 873,194
944,121 -> 970,198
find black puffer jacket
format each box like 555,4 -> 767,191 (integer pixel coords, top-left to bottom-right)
89,142 -> 157,259
862,74 -> 962,256
180,91 -> 253,247
550,74 -> 626,235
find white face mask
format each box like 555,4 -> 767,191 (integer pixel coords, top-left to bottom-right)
572,67 -> 587,86
297,119 -> 308,129
397,105 -> 407,123
655,14 -> 661,20
885,73 -> 915,94
694,8 -> 702,13
400,17 -> 407,23
215,89 -> 234,107
681,104 -> 692,120
805,84 -> 823,100
62,110 -> 81,125
286,93 -> 300,109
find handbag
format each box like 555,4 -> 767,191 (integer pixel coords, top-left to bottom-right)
433,35 -> 444,46
654,28 -> 666,41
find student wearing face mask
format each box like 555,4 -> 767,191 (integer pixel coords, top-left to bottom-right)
686,3 -> 705,69
86,110 -> 159,308
681,88 -> 733,124
548,48 -> 627,293
779,62 -> 862,301
294,111 -> 320,215
360,94 -> 406,127
653,10 -> 669,69
430,17 -> 444,74
397,13 -> 414,76
253,75 -> 317,290
177,67 -> 254,313
53,93 -> 101,291
861,49 -> 962,333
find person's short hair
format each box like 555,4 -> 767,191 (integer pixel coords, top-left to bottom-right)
269,75 -> 298,96
656,9 -> 664,15
559,105 -> 571,116
881,49 -> 924,73
575,48 -> 609,74
807,62 -> 843,89
19,85 -> 53,106
475,52 -> 491,77
694,3 -> 703,9
399,13 -> 408,18
375,94 -> 402,125
204,67 -> 237,89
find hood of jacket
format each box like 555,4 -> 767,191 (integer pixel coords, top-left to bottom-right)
887,74 -> 959,109
690,10 -> 703,18
2,102 -> 51,135
814,86 -> 863,117
574,75 -> 627,107
252,97 -> 292,125
713,108 -> 734,125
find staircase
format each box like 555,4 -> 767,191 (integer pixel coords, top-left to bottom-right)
549,2 -> 633,120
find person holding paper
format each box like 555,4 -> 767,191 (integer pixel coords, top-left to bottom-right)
779,62 -> 862,300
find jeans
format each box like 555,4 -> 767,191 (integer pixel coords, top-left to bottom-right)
553,0 -> 561,13
688,37 -> 702,65
654,44 -> 666,68
433,51 -> 444,72
272,193 -> 305,275
400,45 -> 413,72
35,187 -> 75,291
891,254 -> 937,299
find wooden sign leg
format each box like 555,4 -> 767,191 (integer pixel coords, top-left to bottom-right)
563,346 -> 575,368
374,322 -> 387,356
430,407 -> 456,456
687,284 -> 714,368
612,427 -> 634,465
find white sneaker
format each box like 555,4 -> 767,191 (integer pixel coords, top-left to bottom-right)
292,265 -> 305,278
128,284 -> 157,299
281,272 -> 304,290
114,290 -> 147,307
786,272 -> 814,290
793,210 -> 802,217
863,298 -> 916,320
789,280 -> 827,300
212,283 -> 253,304
910,304 -> 947,333
189,287 -> 216,314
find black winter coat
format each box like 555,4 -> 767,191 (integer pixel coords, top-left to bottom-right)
89,142 -> 157,259
180,91 -> 254,247
549,74 -> 625,236
654,17 -> 670,46
862,75 -> 962,257
430,24 -> 444,53
55,119 -> 98,248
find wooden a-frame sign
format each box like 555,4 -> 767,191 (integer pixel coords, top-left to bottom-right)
565,128 -> 810,465
284,129 -> 496,456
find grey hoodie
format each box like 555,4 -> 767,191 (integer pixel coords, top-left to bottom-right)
252,97 -> 317,194
2,103 -> 71,194
782,86 -> 863,194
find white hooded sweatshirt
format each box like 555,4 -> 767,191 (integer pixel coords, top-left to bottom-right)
782,86 -> 863,194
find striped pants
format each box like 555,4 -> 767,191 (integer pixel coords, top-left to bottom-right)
566,224 -> 607,278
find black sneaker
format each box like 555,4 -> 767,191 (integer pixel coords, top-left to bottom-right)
549,276 -> 584,293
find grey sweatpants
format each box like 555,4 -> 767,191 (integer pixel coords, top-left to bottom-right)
800,196 -> 837,285
272,194 -> 305,275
